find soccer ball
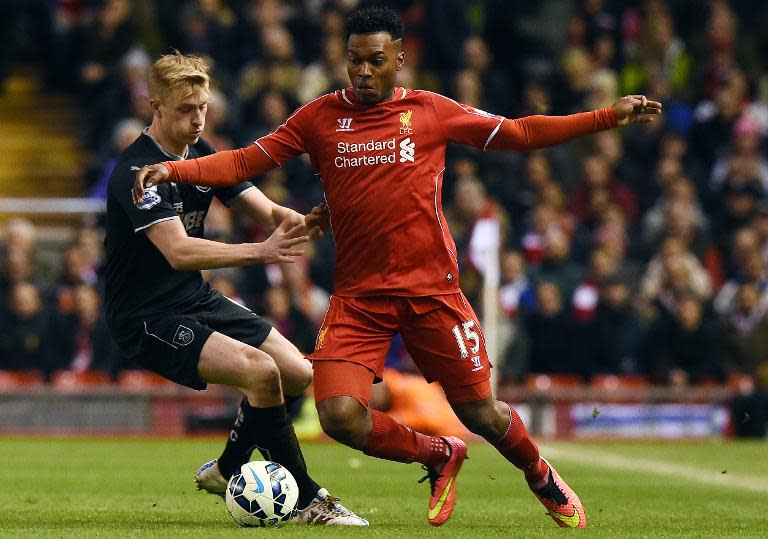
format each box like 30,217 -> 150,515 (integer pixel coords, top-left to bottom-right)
225,460 -> 299,527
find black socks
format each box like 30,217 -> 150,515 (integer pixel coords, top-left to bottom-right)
218,398 -> 320,509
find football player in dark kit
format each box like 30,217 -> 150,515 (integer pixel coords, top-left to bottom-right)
103,52 -> 367,526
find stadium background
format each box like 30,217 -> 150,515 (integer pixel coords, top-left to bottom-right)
0,0 -> 767,441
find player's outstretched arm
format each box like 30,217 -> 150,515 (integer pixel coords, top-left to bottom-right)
487,95 -> 661,152
132,144 -> 277,205
144,216 -> 309,271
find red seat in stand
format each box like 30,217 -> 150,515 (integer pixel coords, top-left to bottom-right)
0,370 -> 46,390
50,370 -> 112,391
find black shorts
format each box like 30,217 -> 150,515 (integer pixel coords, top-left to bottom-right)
133,289 -> 272,390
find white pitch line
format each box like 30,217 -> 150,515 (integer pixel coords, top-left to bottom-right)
541,445 -> 768,495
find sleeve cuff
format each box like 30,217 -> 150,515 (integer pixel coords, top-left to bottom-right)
599,107 -> 618,128
162,160 -> 179,182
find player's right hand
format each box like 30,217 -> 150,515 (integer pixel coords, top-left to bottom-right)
258,218 -> 311,263
612,95 -> 662,126
305,203 -> 330,239
132,163 -> 170,206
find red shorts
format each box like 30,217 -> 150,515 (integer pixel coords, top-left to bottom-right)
308,293 -> 492,404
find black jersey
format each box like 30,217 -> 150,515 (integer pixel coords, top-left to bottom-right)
104,133 -> 253,357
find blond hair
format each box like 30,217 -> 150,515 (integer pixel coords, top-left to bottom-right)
148,51 -> 211,104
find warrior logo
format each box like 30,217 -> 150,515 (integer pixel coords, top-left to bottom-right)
336,118 -> 354,132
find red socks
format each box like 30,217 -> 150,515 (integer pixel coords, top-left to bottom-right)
362,409 -> 448,467
491,403 -> 549,487
361,404 -> 547,488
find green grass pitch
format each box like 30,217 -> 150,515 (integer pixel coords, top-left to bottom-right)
0,438 -> 766,538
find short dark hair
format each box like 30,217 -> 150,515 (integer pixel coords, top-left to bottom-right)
344,7 -> 404,41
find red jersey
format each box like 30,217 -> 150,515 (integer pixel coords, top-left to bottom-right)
256,87 -> 505,297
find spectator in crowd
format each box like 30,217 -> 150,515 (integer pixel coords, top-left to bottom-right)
512,152 -> 558,221
262,285 -> 317,355
178,0 -> 238,78
499,250 -> 535,320
753,205 -> 768,262
297,34 -> 347,104
498,250 -> 534,382
576,272 -> 645,377
531,229 -> 584,301
79,0 -> 138,100
449,174 -> 510,302
238,25 -> 302,104
645,293 -> 725,386
712,174 -> 765,250
53,243 -> 98,315
710,115 -> 768,193
240,86 -> 297,143
639,236 -> 712,318
86,46 -> 152,153
725,281 -> 768,376
0,246 -> 47,309
715,250 -> 768,318
279,253 -> 331,326
518,203 -> 566,266
523,282 -> 580,377
620,5 -> 692,97
588,202 -> 634,270
571,246 -> 620,323
721,226 -> 761,280
0,282 -> 50,373
642,176 -> 709,255
570,153 -> 638,227
47,283 -> 118,375
725,281 -> 768,437
201,87 -> 236,151
691,69 -> 747,173
87,117 -> 145,200
456,36 -> 509,115
74,226 -> 106,284
1,218 -> 38,257
1,218 -> 44,304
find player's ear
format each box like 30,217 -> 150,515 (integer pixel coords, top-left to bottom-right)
150,98 -> 162,116
396,51 -> 405,71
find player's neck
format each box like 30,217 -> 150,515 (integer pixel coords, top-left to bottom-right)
146,122 -> 189,160
379,87 -> 396,103
353,86 -> 397,106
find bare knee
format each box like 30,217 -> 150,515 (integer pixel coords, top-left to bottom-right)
452,398 -> 509,441
316,396 -> 371,449
282,356 -> 312,396
258,330 -> 312,396
240,349 -> 282,405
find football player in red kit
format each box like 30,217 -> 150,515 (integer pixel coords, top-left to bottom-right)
134,7 -> 661,528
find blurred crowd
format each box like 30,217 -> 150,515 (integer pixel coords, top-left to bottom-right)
2,0 -> 768,416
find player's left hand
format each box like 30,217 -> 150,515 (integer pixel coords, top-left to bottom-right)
305,203 -> 330,239
132,163 -> 170,205
612,95 -> 662,126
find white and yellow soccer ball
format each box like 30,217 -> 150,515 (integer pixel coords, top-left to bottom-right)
225,461 -> 299,527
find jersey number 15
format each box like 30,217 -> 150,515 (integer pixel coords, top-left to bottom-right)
451,320 -> 480,359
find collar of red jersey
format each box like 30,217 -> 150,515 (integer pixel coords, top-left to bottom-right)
340,87 -> 408,106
